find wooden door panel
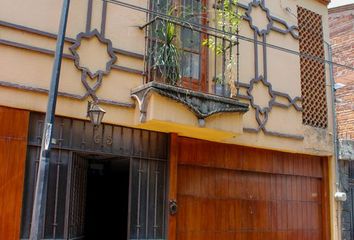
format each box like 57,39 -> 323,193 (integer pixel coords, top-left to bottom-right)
178,232 -> 216,240
0,107 -> 29,240
168,133 -> 178,240
174,137 -> 327,240
177,166 -> 323,239
178,138 -> 323,178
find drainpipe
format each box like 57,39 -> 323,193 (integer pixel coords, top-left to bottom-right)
326,41 -> 347,198
325,41 -> 346,240
29,0 -> 71,239
326,42 -> 340,193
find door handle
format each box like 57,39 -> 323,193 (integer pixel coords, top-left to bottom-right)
169,200 -> 178,215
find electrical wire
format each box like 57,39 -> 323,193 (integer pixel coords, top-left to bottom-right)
102,0 -> 354,71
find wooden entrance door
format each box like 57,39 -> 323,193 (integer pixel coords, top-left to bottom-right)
0,107 -> 29,240
169,137 -> 330,240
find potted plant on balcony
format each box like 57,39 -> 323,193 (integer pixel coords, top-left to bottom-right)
153,9 -> 181,86
152,3 -> 205,86
203,0 -> 241,97
213,74 -> 231,97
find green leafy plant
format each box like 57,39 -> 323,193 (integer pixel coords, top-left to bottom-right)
213,74 -> 224,84
153,3 -> 203,86
213,73 -> 231,96
203,0 -> 241,51
202,0 -> 241,96
153,8 -> 181,85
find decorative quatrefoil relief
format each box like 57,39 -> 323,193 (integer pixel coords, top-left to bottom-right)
247,76 -> 275,129
246,1 -> 273,36
70,29 -> 117,101
235,0 -> 303,139
248,76 -> 275,114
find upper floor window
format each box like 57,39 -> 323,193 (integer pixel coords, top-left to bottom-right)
145,0 -> 239,97
147,0 -> 208,92
180,0 -> 207,91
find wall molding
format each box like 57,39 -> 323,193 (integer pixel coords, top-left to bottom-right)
0,38 -> 143,75
0,80 -> 135,108
0,20 -> 144,59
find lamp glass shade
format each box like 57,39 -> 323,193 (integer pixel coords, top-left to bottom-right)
88,103 -> 106,126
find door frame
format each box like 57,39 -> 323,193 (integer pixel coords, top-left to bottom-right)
167,133 -> 179,240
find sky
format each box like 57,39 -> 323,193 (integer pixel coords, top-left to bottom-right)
329,0 -> 354,8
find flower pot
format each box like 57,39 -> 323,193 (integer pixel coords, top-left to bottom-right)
214,83 -> 231,97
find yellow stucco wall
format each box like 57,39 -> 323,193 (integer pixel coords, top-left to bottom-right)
0,0 -> 334,154
0,1 -> 337,238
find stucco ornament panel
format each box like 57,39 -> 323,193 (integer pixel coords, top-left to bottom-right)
246,76 -> 276,129
246,1 -> 273,36
70,29 -> 117,101
248,76 -> 275,113
240,0 -> 299,38
235,0 -> 303,139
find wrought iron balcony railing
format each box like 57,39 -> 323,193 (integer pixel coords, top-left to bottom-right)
140,16 -> 241,99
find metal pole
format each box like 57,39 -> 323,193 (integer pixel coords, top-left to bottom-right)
326,41 -> 340,191
326,41 -> 342,240
29,0 -> 70,239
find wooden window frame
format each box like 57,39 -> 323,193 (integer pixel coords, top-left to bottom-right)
178,0 -> 208,92
147,0 -> 209,92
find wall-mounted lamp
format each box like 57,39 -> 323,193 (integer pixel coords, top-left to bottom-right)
87,101 -> 106,126
335,191 -> 347,202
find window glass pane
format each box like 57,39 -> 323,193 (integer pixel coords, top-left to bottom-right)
181,29 -> 201,51
151,0 -> 169,13
181,52 -> 200,79
183,0 -> 202,23
180,0 -> 202,80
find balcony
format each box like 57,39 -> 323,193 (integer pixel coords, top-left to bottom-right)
131,15 -> 248,139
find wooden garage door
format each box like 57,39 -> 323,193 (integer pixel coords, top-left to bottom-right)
0,106 -> 29,240
172,137 -> 330,240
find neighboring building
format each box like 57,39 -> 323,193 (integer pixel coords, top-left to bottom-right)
0,0 -> 336,239
329,4 -> 354,240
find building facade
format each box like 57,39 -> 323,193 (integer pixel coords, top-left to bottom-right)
329,4 -> 354,240
0,0 -> 337,239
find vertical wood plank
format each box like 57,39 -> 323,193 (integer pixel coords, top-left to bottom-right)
168,133 -> 178,240
0,106 -> 29,240
321,157 -> 331,240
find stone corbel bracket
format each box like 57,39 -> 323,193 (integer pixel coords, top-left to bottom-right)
131,82 -> 249,126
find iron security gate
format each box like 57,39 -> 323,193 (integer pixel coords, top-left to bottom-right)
66,153 -> 88,239
20,112 -> 168,239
